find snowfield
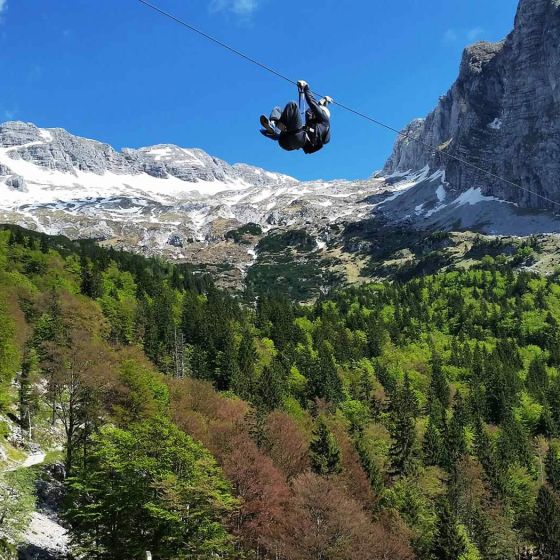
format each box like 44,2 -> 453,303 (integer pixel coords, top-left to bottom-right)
0,121 -> 390,260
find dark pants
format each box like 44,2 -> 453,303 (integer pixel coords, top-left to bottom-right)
268,101 -> 307,151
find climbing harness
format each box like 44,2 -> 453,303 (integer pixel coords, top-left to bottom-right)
135,0 -> 560,210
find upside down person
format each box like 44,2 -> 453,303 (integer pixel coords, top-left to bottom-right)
259,80 -> 333,155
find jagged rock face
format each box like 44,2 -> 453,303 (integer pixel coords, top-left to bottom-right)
382,119 -> 427,177
384,0 -> 560,209
2,122 -> 134,175
0,122 -> 294,185
122,144 -> 254,183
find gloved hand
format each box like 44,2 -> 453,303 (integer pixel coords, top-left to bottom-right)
297,80 -> 309,91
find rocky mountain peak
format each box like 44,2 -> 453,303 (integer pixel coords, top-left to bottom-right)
0,121 -> 296,188
1,120 -> 135,176
383,0 -> 560,211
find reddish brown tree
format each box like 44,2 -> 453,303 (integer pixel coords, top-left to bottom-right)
266,410 -> 310,480
331,421 -> 378,510
168,376 -> 248,455
285,472 -> 413,560
222,433 -> 293,558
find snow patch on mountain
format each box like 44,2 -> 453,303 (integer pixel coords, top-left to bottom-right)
454,187 -> 514,207
488,118 -> 503,130
0,121 -> 394,269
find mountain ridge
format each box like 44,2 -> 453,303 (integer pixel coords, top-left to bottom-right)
381,0 -> 560,230
1,0 -> 560,294
0,120 -> 390,294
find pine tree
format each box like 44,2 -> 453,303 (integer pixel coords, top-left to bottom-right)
449,338 -> 462,367
366,316 -> 386,357
309,417 -> 341,476
527,357 -> 549,402
496,412 -> 531,469
537,404 -> 556,438
355,437 -> 384,495
39,234 -> 49,254
308,342 -> 343,404
430,348 -> 450,408
181,290 -> 206,347
474,419 -> 505,498
233,331 -> 258,398
446,393 -> 468,469
388,374 -> 419,477
533,486 -> 560,558
215,328 -> 239,391
423,403 -> 447,469
485,347 -> 520,425
545,443 -> 560,493
545,313 -> 560,366
430,496 -> 466,560
357,367 -> 374,403
79,257 -> 102,299
470,507 -> 504,560
256,360 -> 285,412
190,346 -> 210,380
547,376 -> 560,437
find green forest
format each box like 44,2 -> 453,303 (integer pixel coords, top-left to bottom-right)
1,224 -> 560,559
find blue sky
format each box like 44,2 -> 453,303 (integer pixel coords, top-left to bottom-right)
0,0 -> 518,181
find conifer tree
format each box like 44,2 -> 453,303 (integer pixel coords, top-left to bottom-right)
39,234 -> 49,254
308,342 -> 343,404
355,437 -> 384,495
358,367 -> 374,403
544,313 -> 560,365
256,359 -> 285,412
430,496 -> 466,560
446,394 -> 468,471
7,229 -> 17,246
430,348 -> 450,408
547,376 -> 560,436
234,331 -> 258,398
388,374 -> 419,477
366,316 -> 386,357
496,412 -> 531,469
449,338 -> 462,367
485,348 -> 520,425
423,414 -> 445,468
309,417 -> 341,476
79,257 -> 102,299
545,443 -> 560,493
533,486 -> 560,559
246,406 -> 270,450
537,404 -> 556,438
527,357 -> 549,402
215,328 -> 239,391
474,419 -> 505,498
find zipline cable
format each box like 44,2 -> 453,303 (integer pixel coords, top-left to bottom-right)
136,0 -> 560,210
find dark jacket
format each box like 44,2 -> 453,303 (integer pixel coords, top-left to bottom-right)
302,87 -> 331,154
278,129 -> 307,151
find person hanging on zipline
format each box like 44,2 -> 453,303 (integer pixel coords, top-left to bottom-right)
260,80 -> 333,154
